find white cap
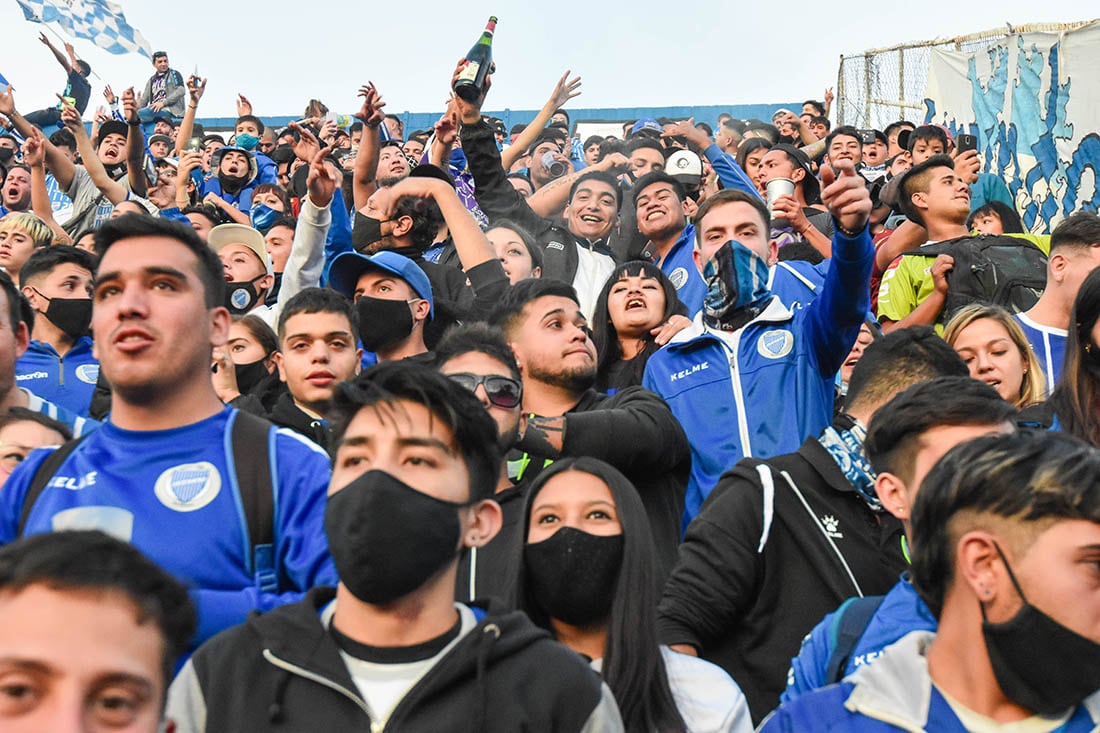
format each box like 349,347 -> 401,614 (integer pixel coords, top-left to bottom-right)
207,223 -> 274,276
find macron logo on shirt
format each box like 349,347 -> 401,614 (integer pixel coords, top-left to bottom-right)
669,362 -> 710,382
16,372 -> 49,381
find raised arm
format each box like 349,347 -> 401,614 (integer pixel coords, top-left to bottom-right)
21,129 -> 71,244
121,88 -> 148,197
173,75 -> 206,157
665,118 -> 761,198
0,87 -> 77,190
500,71 -> 582,171
525,151 -> 631,218
39,33 -> 73,72
351,83 -> 385,211
60,98 -> 129,205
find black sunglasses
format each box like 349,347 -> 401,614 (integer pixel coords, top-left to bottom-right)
447,373 -> 522,409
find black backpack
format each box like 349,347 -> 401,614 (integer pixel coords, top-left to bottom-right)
17,410 -> 281,593
904,235 -> 1048,322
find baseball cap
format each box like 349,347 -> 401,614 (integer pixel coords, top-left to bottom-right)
665,150 -> 702,185
629,118 -> 663,139
95,120 -> 129,145
770,144 -> 821,205
207,223 -> 274,276
328,250 -> 434,319
149,133 -> 172,148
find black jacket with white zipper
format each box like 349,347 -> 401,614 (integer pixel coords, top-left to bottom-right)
657,437 -> 906,724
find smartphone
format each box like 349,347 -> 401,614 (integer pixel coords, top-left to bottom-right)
859,129 -> 877,145
184,137 -> 202,153
897,129 -> 912,151
956,134 -> 978,154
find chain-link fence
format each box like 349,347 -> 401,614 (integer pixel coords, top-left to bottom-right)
836,22 -> 1093,129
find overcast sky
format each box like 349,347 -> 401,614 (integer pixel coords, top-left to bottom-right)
2,2 -> 1096,120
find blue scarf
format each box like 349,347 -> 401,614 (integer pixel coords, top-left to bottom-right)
818,417 -> 882,512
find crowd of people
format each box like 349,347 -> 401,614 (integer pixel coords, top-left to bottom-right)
0,38 -> 1100,732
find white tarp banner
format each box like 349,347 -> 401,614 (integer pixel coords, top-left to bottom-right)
924,22 -> 1100,232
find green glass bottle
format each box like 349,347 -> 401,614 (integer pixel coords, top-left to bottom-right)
454,16 -> 498,102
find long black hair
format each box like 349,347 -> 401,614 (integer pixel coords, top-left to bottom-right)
514,457 -> 686,733
592,261 -> 687,392
1050,267 -> 1100,445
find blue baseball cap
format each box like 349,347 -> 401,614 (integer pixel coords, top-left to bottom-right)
328,250 -> 434,320
629,118 -> 663,138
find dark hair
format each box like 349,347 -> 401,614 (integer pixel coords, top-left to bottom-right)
966,201 -> 1025,234
884,120 -> 915,142
626,137 -> 665,159
236,114 -> 265,135
181,204 -> 220,228
527,128 -> 566,156
19,244 -> 96,288
631,171 -> 686,206
489,278 -> 579,339
809,115 -> 831,131
0,530 -> 196,687
592,262 -> 687,391
910,431 -> 1100,616
1050,211 -> 1100,253
0,269 -> 28,336
551,108 -> 570,125
845,325 -> 969,416
276,287 -> 356,341
391,193 -> 445,251
694,188 -> 770,240
252,183 -> 292,214
433,322 -> 521,381
865,375 -> 1016,483
897,154 -> 956,227
907,125 -> 949,154
505,172 -> 534,194
695,121 -> 713,137
152,51 -> 167,60
802,100 -> 826,117
232,313 -> 278,359
93,214 -> 225,308
777,241 -> 825,264
1050,267 -> 1100,445
567,170 -> 623,211
0,406 -> 72,441
515,458 -> 686,733
486,217 -> 542,271
825,125 -> 863,151
267,215 -> 298,232
329,362 -> 502,501
74,59 -> 91,77
735,137 -> 772,172
48,127 -> 76,151
583,135 -> 605,152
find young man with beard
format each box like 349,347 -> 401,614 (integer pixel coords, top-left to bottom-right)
763,431 -> 1100,731
137,51 -> 186,122
166,362 -> 622,732
642,160 -> 873,527
15,246 -> 98,416
434,322 -> 528,603
489,279 -> 690,579
0,215 -> 335,650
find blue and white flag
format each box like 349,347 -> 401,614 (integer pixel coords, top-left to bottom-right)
16,0 -> 152,58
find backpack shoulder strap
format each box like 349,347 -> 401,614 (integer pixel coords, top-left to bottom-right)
229,410 -> 277,592
824,594 -> 887,684
18,436 -> 89,536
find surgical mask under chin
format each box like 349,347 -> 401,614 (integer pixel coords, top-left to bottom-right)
249,202 -> 280,232
701,239 -> 770,328
225,274 -> 267,315
235,133 -> 260,151
981,542 -> 1100,716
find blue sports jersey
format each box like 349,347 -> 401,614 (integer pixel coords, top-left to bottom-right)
1014,312 -> 1067,397
16,337 -> 99,416
0,407 -> 336,646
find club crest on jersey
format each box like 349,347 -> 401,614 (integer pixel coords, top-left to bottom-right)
669,267 -> 689,290
76,364 -> 100,384
757,330 -> 794,359
154,462 -> 221,512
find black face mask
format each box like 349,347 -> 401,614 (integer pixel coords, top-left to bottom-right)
982,542 -> 1100,715
233,359 -> 270,395
33,290 -> 92,340
0,148 -> 14,164
352,212 -> 390,253
104,161 -> 127,180
225,275 -> 266,315
524,526 -> 623,627
356,296 -> 414,353
324,470 -> 465,605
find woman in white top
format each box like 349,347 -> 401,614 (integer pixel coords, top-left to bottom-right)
515,457 -> 752,733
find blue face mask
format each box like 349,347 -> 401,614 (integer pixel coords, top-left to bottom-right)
249,202 -> 280,232
702,239 -> 770,329
235,133 -> 260,151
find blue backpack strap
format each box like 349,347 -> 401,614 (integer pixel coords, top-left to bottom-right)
18,436 -> 90,536
228,410 -> 278,594
824,595 -> 886,684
